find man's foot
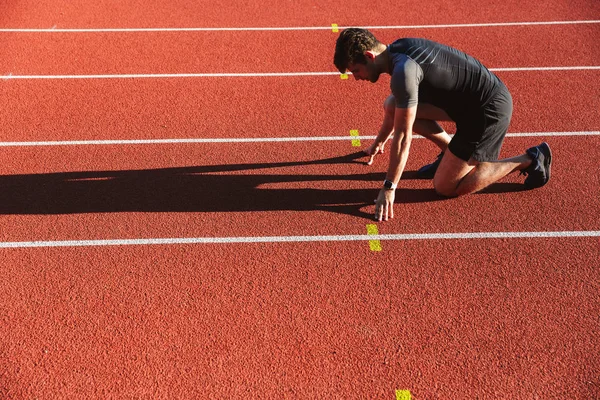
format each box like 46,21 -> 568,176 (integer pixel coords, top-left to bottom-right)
417,152 -> 444,179
521,142 -> 552,189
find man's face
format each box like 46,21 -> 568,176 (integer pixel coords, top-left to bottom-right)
347,59 -> 380,83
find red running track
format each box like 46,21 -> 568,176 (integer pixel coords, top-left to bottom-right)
2,24 -> 599,75
2,0 -> 599,28
1,239 -> 598,398
1,0 -> 599,398
0,136 -> 598,242
1,71 -> 599,142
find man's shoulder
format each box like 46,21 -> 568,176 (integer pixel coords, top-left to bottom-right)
390,52 -> 421,78
390,54 -> 423,102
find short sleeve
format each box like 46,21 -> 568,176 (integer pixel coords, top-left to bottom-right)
390,56 -> 423,108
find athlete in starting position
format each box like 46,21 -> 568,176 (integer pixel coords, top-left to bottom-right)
333,28 -> 552,221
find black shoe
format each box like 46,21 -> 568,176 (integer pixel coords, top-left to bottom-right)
417,152 -> 444,179
521,142 -> 552,189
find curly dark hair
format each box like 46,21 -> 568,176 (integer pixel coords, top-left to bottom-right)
333,28 -> 382,73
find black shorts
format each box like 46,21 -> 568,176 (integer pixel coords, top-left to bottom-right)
447,87 -> 513,162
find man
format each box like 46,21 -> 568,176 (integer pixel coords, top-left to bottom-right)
333,29 -> 552,221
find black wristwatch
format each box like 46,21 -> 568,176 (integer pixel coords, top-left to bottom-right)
383,179 -> 397,190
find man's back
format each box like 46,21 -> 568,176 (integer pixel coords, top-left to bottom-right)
388,38 -> 502,121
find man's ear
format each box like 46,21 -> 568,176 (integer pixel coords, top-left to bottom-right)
364,51 -> 377,60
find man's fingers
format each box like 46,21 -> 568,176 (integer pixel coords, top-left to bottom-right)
375,203 -> 387,221
367,148 -> 382,165
374,201 -> 382,221
374,201 -> 394,221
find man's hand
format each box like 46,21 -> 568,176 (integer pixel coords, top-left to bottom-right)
364,141 -> 385,165
374,188 -> 395,221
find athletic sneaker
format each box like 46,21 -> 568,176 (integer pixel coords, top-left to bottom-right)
521,142 -> 552,189
417,152 -> 444,179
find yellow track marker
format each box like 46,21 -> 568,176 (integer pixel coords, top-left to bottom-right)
340,73 -> 349,80
396,390 -> 412,400
350,129 -> 361,146
331,23 -> 339,32
366,224 -> 382,251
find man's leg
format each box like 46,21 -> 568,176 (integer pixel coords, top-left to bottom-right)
413,103 -> 453,177
413,102 -> 453,150
372,96 -> 450,162
433,150 -> 533,197
379,96 -> 453,175
412,119 -> 448,178
382,96 -> 453,148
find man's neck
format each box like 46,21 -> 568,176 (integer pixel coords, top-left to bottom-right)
374,43 -> 391,74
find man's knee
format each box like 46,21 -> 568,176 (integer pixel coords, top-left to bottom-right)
432,151 -> 476,197
433,178 -> 457,197
433,167 -> 477,197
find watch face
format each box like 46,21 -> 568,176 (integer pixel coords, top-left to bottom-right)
384,180 -> 394,189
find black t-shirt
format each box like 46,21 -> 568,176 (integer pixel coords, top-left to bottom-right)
388,38 -> 503,123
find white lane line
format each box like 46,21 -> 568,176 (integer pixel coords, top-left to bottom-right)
0,72 -> 340,79
0,131 -> 598,147
359,20 -> 600,29
493,66 -> 600,72
1,19 -> 599,32
2,66 -> 600,80
1,230 -> 598,248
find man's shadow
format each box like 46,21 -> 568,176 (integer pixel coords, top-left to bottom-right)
0,151 -> 522,218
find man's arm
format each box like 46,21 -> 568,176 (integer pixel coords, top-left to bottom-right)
366,115 -> 394,165
386,105 -> 416,183
374,105 -> 417,221
366,96 -> 396,165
